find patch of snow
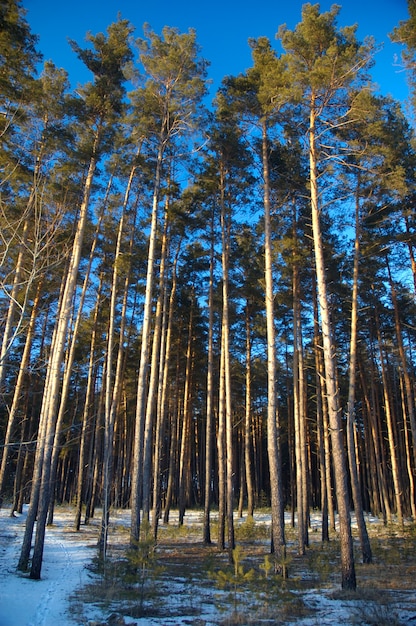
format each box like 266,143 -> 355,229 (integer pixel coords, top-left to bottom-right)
0,505 -> 97,626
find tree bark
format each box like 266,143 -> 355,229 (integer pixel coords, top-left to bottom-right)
203,208 -> 215,544
131,137 -> 164,544
262,119 -> 286,565
23,145 -> 98,579
346,180 -> 372,563
309,100 -> 356,589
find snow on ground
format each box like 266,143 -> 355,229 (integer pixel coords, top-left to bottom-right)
0,505 -> 97,626
1,505 -> 416,625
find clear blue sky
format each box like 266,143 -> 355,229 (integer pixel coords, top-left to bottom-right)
23,0 -> 410,106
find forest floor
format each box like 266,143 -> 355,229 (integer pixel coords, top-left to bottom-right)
1,505 -> 416,625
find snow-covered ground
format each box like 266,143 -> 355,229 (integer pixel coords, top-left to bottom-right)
0,505 -> 98,626
1,504 -> 415,625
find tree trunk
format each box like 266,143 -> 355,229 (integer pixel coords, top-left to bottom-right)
346,180 -> 372,563
386,256 -> 416,469
131,138 -> 164,544
24,146 -> 98,579
142,200 -> 170,522
262,119 -> 286,565
217,332 -> 226,551
374,303 -> 403,526
152,241 -> 179,540
178,295 -> 194,526
0,281 -> 42,497
309,100 -> 355,590
244,302 -> 254,518
203,209 -> 215,544
74,277 -> 102,530
99,168 -> 136,557
293,251 -> 308,554
220,181 -> 235,560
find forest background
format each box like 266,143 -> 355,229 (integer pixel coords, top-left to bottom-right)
1,0 -> 416,592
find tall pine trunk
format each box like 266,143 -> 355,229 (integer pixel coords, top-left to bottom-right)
346,181 -> 372,563
203,209 -> 215,544
19,146 -> 97,579
131,138 -> 164,544
262,119 -> 286,565
309,101 -> 356,590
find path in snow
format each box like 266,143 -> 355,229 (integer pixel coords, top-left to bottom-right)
0,506 -> 97,626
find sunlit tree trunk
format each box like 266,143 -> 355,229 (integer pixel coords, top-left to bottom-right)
220,174 -> 235,560
19,144 -> 98,578
47,179 -> 110,526
203,208 -> 215,544
309,100 -> 355,589
217,331 -> 226,551
142,200 -> 170,522
152,242 -> 180,540
374,303 -> 403,527
178,296 -> 194,525
244,302 -> 254,518
262,119 -> 285,565
293,249 -> 308,554
346,180 -> 372,563
131,139 -> 163,543
99,169 -> 136,557
74,276 -> 103,530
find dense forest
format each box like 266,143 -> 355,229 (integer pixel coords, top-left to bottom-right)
1,0 -> 416,591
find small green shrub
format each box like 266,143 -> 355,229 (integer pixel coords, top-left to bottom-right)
210,545 -> 255,616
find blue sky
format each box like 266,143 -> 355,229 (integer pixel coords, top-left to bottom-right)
23,0 -> 410,106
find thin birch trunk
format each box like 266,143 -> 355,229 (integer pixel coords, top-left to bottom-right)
312,276 -> 330,540
293,257 -> 307,554
0,144 -> 44,390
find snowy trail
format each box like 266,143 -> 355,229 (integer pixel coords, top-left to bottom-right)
0,506 -> 97,626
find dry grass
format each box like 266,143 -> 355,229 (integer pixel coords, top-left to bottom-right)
71,511 -> 416,625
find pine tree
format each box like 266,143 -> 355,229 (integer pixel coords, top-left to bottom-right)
219,35 -> 290,566
129,25 -> 208,544
18,18 -> 133,578
277,3 -> 374,589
